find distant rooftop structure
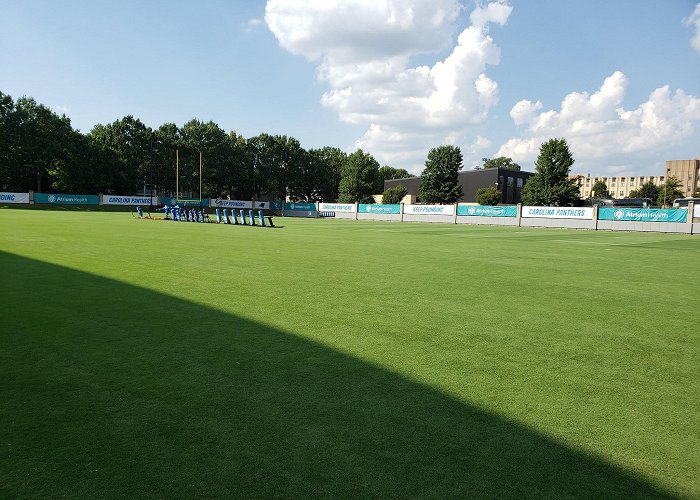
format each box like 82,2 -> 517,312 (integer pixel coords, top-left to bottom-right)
384,168 -> 534,204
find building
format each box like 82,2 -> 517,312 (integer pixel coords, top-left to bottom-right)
384,168 -> 534,204
572,173 -> 666,199
666,159 -> 700,197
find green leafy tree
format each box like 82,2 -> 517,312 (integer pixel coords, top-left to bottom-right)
419,145 -> 463,204
152,123 -> 180,196
475,187 -> 502,205
693,186 -> 700,198
590,180 -> 611,198
481,157 -> 521,171
291,147 -> 345,202
628,181 -> 660,205
179,119 -> 235,199
375,165 -> 411,194
338,149 -> 379,203
521,138 -> 580,206
656,176 -> 684,207
247,134 -> 304,203
1,95 -> 78,192
88,116 -> 153,194
382,184 -> 407,204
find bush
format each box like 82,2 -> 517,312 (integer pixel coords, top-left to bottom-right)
382,185 -> 408,204
475,187 -> 501,205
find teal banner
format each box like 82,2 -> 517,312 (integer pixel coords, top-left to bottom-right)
284,202 -> 316,211
34,193 -> 98,205
161,197 -> 209,207
359,203 -> 400,214
457,205 -> 517,217
598,207 -> 687,223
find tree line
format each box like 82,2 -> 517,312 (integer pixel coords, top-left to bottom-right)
3,91 -> 686,207
0,91 -> 411,202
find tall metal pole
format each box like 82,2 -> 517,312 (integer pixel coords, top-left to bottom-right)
199,151 -> 202,205
176,149 -> 179,202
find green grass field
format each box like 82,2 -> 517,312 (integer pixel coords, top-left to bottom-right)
1,209 -> 698,499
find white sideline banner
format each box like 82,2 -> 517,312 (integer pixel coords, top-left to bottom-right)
522,206 -> 593,219
319,203 -> 356,213
404,204 -> 455,215
695,204 -> 700,218
210,199 -> 252,209
0,192 -> 30,203
103,195 -> 156,205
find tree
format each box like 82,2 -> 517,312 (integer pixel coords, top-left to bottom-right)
290,147 -> 345,202
694,186 -> 700,198
475,187 -> 501,205
419,145 -> 463,204
481,156 -> 521,171
338,149 -> 379,203
382,184 -> 407,204
375,165 -> 411,194
590,180 -> 610,198
88,116 -> 153,194
0,95 -> 78,193
152,123 -> 180,196
520,138 -> 580,206
629,181 -> 660,205
656,176 -> 684,207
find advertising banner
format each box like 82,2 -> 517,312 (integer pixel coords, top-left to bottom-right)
695,204 -> 700,218
284,202 -> 317,211
34,193 -> 99,205
457,205 -> 517,217
161,197 -> 209,207
598,207 -> 687,223
210,199 -> 252,209
358,203 -> 401,214
103,195 -> 156,206
0,192 -> 30,204
404,204 -> 455,215
522,206 -> 593,219
319,203 -> 356,213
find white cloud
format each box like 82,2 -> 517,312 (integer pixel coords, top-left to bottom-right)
242,18 -> 263,32
469,0 -> 513,30
53,105 -> 69,115
265,0 -> 512,172
683,3 -> 700,53
497,71 -> 700,173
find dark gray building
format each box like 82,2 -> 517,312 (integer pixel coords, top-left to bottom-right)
384,168 -> 534,204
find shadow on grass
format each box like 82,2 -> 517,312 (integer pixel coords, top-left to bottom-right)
0,251 -> 675,498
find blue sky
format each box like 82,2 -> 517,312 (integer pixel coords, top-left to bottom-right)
1,0 -> 699,176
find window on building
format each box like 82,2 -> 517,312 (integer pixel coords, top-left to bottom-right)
507,177 -> 514,187
620,191 -> 624,196
639,177 -> 644,183
516,178 -> 523,188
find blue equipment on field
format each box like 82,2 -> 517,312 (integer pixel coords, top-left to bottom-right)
215,208 -> 221,223
249,209 -> 256,226
224,209 -> 231,224
239,209 -> 247,225
231,209 -> 239,224
136,206 -> 143,217
198,209 -> 204,222
258,210 -> 265,226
